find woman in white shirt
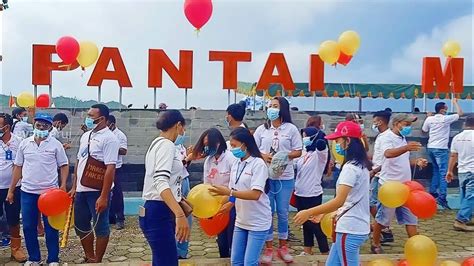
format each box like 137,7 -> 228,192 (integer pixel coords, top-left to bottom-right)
193,128 -> 237,258
294,121 -> 371,266
253,97 -> 302,264
209,127 -> 271,266
141,110 -> 190,266
294,127 -> 329,256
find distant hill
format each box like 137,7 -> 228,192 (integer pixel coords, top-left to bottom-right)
0,94 -> 126,109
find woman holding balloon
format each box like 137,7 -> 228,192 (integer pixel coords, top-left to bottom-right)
294,121 -> 371,266
209,127 -> 271,266
141,110 -> 190,266
194,128 -> 237,258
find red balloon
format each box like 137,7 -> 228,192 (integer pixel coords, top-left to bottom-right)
36,94 -> 50,108
56,36 -> 80,64
199,212 -> 230,237
398,259 -> 410,266
184,0 -> 213,30
38,189 -> 72,216
462,257 -> 474,266
405,191 -> 437,219
290,191 -> 297,208
337,52 -> 353,66
404,181 -> 425,192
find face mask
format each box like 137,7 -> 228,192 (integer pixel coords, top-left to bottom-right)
21,117 -> 28,122
0,132 -> 4,138
224,117 -> 230,128
320,124 -> 326,131
371,124 -> 380,134
33,128 -> 49,138
231,146 -> 246,159
85,117 -> 98,129
267,108 -> 280,121
335,143 -> 346,156
400,126 -> 412,137
174,132 -> 186,146
360,124 -> 365,130
302,137 -> 313,147
204,146 -> 217,157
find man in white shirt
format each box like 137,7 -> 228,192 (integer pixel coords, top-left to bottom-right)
446,115 -> 474,232
69,104 -> 120,263
50,113 -> 71,150
11,107 -> 33,139
8,113 -> 69,265
106,115 -> 128,230
225,102 -> 247,130
422,98 -> 463,209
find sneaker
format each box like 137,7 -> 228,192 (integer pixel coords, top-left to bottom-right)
48,263 -> 60,266
260,248 -> 273,264
381,229 -> 394,244
287,232 -> 299,243
24,261 -> 41,266
116,221 -> 125,230
277,246 -> 294,263
437,198 -> 451,210
297,251 -> 311,256
371,245 -> 384,254
453,220 -> 474,232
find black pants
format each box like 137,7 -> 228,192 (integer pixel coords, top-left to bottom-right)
110,168 -> 125,224
0,187 -> 21,227
295,194 -> 329,253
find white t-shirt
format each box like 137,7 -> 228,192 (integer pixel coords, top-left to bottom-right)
378,130 -> 411,184
112,128 -> 128,169
226,123 -> 247,149
50,127 -> 60,139
14,136 -> 69,194
229,156 -> 271,231
372,129 -> 390,169
76,128 -> 120,192
0,134 -> 23,189
294,149 -> 328,197
422,114 -> 459,149
12,120 -> 33,139
143,137 -> 184,202
203,150 -> 236,186
335,162 -> 370,235
175,144 -> 189,178
253,123 -> 303,180
450,129 -> 474,173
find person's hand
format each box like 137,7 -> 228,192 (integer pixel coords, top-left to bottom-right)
218,202 -> 234,214
209,185 -> 231,197
80,124 -> 88,133
60,184 -> 67,192
6,190 -> 14,204
68,186 -> 76,199
294,209 -> 312,225
446,171 -> 454,183
405,141 -> 422,152
416,158 -> 428,168
262,153 -> 273,164
186,145 -> 194,155
95,196 -> 108,213
309,213 -> 325,224
175,215 -> 190,243
63,143 -> 72,150
369,170 -> 376,178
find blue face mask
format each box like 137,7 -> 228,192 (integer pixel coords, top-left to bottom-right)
33,128 -> 49,138
231,146 -> 246,159
21,116 -> 28,123
360,124 -> 365,130
204,146 -> 217,157
371,124 -> 380,134
174,132 -> 186,146
0,132 -> 4,138
302,136 -> 313,148
267,108 -> 280,121
335,143 -> 346,156
400,126 -> 412,137
84,117 -> 96,129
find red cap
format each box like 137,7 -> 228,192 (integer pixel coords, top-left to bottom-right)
325,121 -> 362,140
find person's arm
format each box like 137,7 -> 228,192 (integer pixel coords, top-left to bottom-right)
6,166 -> 22,204
69,159 -> 79,198
384,141 -> 421,158
446,152 -> 458,183
288,150 -> 302,160
453,98 -> 463,117
421,118 -> 430,133
59,165 -> 69,191
55,142 -> 70,191
95,139 -> 120,213
118,132 -> 128,155
288,125 -> 303,160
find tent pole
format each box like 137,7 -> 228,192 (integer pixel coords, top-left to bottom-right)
153,88 -> 157,109
227,90 -> 230,106
119,86 -> 123,111
313,93 -> 316,111
48,85 -> 53,108
98,86 -> 102,103
234,90 -> 237,104
411,97 -> 416,113
423,93 -> 427,112
450,93 -> 454,112
358,96 -> 362,112
185,88 -> 188,110
34,85 -> 38,108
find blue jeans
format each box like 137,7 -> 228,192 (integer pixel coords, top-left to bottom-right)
217,207 -> 236,258
176,177 -> 192,258
231,226 -> 267,266
74,192 -> 111,237
428,148 -> 449,201
109,167 -> 125,224
21,191 -> 59,263
369,176 -> 379,207
326,233 -> 368,266
457,172 -> 474,223
267,179 -> 294,241
140,200 -> 177,266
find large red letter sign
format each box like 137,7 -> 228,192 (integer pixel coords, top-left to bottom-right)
32,44 -> 79,85
209,51 -> 252,90
256,53 -> 295,91
309,55 -> 324,91
148,49 -> 193,89
88,47 -> 132,87
422,57 -> 464,93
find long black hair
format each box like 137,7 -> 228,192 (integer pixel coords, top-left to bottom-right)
343,137 -> 372,170
193,128 -> 227,158
265,97 -> 292,129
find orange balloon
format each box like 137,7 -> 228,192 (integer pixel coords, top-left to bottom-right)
38,189 -> 71,216
199,212 -> 230,237
405,191 -> 437,219
462,257 -> 474,266
398,259 -> 410,266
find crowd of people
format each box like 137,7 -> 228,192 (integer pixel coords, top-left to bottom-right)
0,97 -> 471,266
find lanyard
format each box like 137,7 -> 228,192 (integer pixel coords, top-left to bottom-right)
234,161 -> 248,185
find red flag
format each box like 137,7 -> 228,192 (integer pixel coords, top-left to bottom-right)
8,94 -> 15,107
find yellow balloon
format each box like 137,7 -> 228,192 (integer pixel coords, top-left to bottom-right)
331,141 -> 344,165
320,211 -> 336,238
378,181 -> 409,208
17,92 -> 35,107
47,209 -> 74,231
77,41 -> 99,68
338,30 -> 361,56
318,40 -> 340,65
440,261 -> 461,266
442,41 -> 461,58
405,235 -> 438,266
187,184 -> 222,219
367,258 -> 394,266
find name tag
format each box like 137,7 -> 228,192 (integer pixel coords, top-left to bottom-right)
81,147 -> 89,158
5,150 -> 12,161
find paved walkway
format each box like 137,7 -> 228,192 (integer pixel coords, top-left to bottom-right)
1,210 -> 472,265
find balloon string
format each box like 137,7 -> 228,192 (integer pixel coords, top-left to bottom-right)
74,212 -> 101,241
195,28 -> 200,38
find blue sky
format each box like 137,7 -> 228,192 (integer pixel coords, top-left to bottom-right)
0,0 -> 472,111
